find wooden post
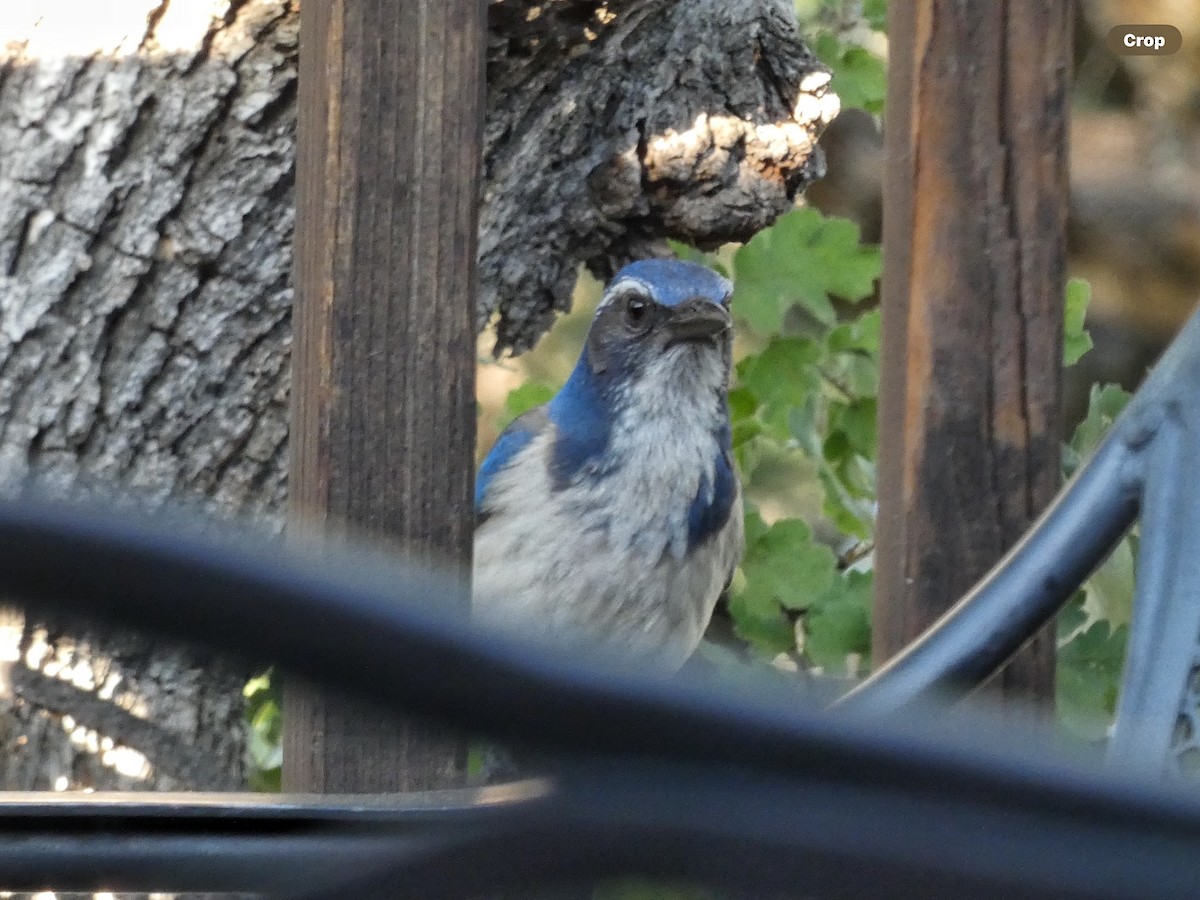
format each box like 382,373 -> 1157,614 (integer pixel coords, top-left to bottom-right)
284,0 -> 484,791
874,2 -> 1072,708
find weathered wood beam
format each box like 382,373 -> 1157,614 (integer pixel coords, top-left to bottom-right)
285,0 -> 484,791
875,1 -> 1073,708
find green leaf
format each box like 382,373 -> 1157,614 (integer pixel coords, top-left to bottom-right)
737,337 -> 823,425
732,433 -> 769,481
1084,534 -> 1136,626
728,386 -> 765,454
243,672 -> 272,698
501,381 -> 556,426
250,698 -> 281,737
863,0 -> 888,31
248,695 -> 283,772
1063,277 -> 1094,366
732,208 -> 881,335
1071,383 -> 1130,455
727,590 -> 796,655
1056,592 -> 1088,642
813,33 -> 887,115
727,510 -> 794,653
243,669 -> 282,791
248,766 -> 281,792
830,398 -> 877,459
1058,619 -> 1128,741
728,385 -> 759,422
805,570 -> 873,670
824,310 -> 882,399
731,417 -> 764,450
738,518 -> 838,612
1063,384 -> 1131,476
786,396 -> 822,456
822,428 -> 851,465
741,507 -> 771,548
827,308 -> 882,354
818,466 -> 872,539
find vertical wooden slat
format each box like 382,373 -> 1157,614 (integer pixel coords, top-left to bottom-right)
875,1 -> 1073,709
285,0 -> 484,792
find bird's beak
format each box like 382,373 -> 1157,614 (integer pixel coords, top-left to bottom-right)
665,298 -> 732,346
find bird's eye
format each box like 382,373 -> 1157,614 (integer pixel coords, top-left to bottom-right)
624,295 -> 651,330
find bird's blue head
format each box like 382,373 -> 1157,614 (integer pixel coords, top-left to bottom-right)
546,259 -> 734,483
577,258 -> 733,382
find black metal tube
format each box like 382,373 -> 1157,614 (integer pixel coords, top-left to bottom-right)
0,831 -> 409,893
2,746 -> 1200,900
840,303 -> 1200,715
840,432 -> 1137,720
0,303 -> 1189,896
839,432 -> 1139,715
0,786 -> 551,893
321,753 -> 1200,900
0,496 -> 1016,779
0,480 -> 1130,786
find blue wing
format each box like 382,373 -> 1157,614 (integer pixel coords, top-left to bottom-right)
475,406 -> 550,518
686,422 -> 737,550
686,447 -> 736,550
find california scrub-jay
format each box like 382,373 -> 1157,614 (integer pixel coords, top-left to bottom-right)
473,259 -> 743,670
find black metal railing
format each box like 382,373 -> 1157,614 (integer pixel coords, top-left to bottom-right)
0,303 -> 1193,897
844,302 -> 1200,777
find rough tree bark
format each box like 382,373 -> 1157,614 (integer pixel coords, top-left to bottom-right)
0,0 -> 833,793
484,0 -> 838,351
0,0 -> 296,792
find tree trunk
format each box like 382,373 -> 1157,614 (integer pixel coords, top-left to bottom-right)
0,0 -> 297,791
0,0 -> 831,794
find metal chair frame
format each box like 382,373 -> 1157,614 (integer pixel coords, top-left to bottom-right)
0,306 -> 1195,897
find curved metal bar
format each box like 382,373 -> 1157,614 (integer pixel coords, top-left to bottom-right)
307,752 -> 1200,900
0,496 -> 1079,779
837,432 -> 1139,715
841,303 -> 1200,716
4,491 -> 1200,900
1107,305 -> 1200,772
1,743 -> 1200,898
0,311 -> 1188,894
0,785 -> 551,894
10,495 -> 1200,896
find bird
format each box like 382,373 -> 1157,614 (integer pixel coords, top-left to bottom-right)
473,258 -> 744,670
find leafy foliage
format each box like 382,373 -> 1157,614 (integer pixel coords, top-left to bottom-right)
805,569 -> 872,669
862,0 -> 887,31
732,208 -> 881,331
1056,381 -> 1134,741
1064,278 -> 1095,365
244,670 -> 282,791
1058,607 -> 1128,742
717,205 -> 881,674
812,32 -> 887,116
801,0 -> 888,117
730,514 -> 838,654
491,205 -> 1133,748
501,380 -> 557,426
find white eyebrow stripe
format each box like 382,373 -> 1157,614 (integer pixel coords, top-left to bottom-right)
599,272 -> 733,309
598,277 -> 652,309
